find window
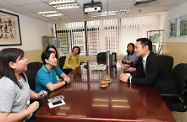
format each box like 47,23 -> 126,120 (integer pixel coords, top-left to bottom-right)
56,15 -> 160,56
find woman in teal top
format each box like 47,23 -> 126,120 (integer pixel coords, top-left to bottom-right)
35,50 -> 70,95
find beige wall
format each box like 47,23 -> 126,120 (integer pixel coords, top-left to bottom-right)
25,43 -> 187,67
163,42 -> 187,66
24,50 -> 43,63
25,50 -> 124,63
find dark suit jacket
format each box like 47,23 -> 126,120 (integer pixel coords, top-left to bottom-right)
131,52 -> 178,94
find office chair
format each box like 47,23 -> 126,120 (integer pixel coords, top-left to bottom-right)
24,70 -> 38,91
161,63 -> 187,111
97,52 -> 107,64
27,62 -> 42,71
59,56 -> 66,69
158,55 -> 174,72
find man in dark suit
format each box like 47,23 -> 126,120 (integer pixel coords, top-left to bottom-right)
120,38 -> 178,94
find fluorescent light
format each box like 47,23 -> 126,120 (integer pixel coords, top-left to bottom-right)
47,0 -> 79,10
48,0 -> 76,4
38,11 -> 63,17
89,9 -> 129,18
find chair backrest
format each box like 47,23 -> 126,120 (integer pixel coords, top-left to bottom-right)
59,56 -> 66,69
97,52 -> 107,64
24,70 -> 38,90
172,63 -> 187,94
27,62 -> 42,71
158,55 -> 174,72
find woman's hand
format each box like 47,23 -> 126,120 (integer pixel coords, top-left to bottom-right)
127,67 -> 136,72
64,77 -> 71,84
123,64 -> 130,70
71,66 -> 76,70
27,101 -> 40,113
125,60 -> 132,64
57,79 -> 63,82
37,90 -> 47,99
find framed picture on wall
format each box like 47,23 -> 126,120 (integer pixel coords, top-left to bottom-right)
0,11 -> 22,46
179,14 -> 187,36
169,18 -> 177,37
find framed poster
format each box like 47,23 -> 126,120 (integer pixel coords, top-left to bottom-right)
0,11 -> 22,46
179,14 -> 187,36
169,18 -> 177,37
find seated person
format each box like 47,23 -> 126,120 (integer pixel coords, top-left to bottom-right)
123,58 -> 141,72
35,50 -> 70,96
120,38 -> 178,95
63,46 -> 81,75
123,43 -> 139,66
45,45 -> 59,59
122,43 -> 139,72
0,48 -> 47,122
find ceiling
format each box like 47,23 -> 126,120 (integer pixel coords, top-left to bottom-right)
0,0 -> 187,24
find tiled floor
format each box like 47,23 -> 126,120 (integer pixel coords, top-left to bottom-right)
172,111 -> 187,122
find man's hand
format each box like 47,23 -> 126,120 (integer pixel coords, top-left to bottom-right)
119,73 -> 129,82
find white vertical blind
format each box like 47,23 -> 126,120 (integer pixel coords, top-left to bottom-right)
56,15 -> 160,56
119,15 -> 160,55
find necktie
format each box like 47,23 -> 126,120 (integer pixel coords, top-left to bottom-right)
142,59 -> 146,74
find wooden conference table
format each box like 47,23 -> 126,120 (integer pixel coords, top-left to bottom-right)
36,61 -> 174,122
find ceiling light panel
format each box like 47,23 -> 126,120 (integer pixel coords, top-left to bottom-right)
47,0 -> 79,10
38,11 -> 63,17
89,9 -> 129,18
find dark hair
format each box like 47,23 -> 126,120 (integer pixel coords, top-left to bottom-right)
41,50 -> 54,64
136,38 -> 152,51
0,48 -> 26,89
45,45 -> 58,59
126,43 -> 135,55
72,46 -> 81,55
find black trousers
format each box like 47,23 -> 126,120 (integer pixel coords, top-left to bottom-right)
62,69 -> 73,75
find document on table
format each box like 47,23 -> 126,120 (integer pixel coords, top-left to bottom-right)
48,100 -> 65,108
48,95 -> 66,108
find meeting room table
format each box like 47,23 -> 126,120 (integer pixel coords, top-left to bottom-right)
36,61 -> 175,122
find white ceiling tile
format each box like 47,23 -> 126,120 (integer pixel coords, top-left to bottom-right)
108,2 -> 134,10
5,6 -> 32,14
3,0 -> 42,5
0,0 -> 14,8
158,0 -> 187,6
0,0 -> 187,23
151,5 -> 178,12
21,3 -> 55,12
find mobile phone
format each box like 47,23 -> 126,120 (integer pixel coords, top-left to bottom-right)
52,100 -> 63,105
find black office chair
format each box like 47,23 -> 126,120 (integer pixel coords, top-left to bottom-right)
97,52 -> 107,64
172,63 -> 187,101
59,56 -> 66,69
27,62 -> 42,71
24,70 -> 38,91
161,63 -> 187,111
158,55 -> 174,72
